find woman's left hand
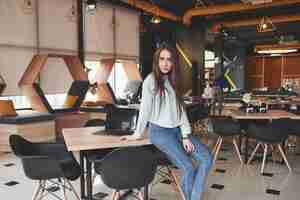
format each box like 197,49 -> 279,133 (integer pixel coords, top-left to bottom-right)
182,138 -> 195,153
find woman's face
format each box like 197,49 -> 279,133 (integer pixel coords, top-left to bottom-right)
158,49 -> 173,74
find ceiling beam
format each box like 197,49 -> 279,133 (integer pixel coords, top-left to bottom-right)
183,0 -> 300,25
119,0 -> 181,22
211,14 -> 300,32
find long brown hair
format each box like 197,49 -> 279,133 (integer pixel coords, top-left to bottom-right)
152,43 -> 184,117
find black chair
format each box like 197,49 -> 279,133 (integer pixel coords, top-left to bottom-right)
94,146 -> 157,200
210,116 -> 244,165
9,135 -> 81,200
246,119 -> 292,173
283,119 -> 300,137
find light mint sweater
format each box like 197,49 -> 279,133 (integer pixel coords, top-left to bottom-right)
133,73 -> 191,138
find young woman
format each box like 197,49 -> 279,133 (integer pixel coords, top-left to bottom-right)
122,43 -> 213,200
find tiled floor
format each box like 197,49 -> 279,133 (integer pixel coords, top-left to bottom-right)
1,141 -> 300,200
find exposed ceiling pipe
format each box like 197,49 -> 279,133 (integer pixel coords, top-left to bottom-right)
119,0 -> 181,22
211,14 -> 300,32
183,0 -> 300,26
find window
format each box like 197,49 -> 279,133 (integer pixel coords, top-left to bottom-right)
204,50 -> 215,81
107,62 -> 128,99
85,60 -> 136,101
0,96 -> 31,110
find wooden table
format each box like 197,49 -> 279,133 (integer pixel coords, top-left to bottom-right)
63,127 -> 150,151
63,127 -> 150,200
230,109 -> 297,120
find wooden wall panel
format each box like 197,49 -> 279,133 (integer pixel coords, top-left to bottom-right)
246,54 -> 300,90
246,57 -> 263,75
283,56 -> 300,77
246,76 -> 263,89
264,57 -> 282,89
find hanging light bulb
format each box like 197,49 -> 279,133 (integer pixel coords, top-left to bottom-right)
257,0 -> 276,33
150,15 -> 161,24
257,16 -> 276,32
86,0 -> 97,15
22,0 -> 34,15
150,0 -> 162,24
0,74 -> 6,95
66,0 -> 77,22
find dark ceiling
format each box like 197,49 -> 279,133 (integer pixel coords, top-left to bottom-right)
151,0 -> 300,45
111,0 -> 300,46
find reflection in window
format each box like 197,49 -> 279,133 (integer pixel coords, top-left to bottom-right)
0,96 -> 31,110
107,62 -> 128,99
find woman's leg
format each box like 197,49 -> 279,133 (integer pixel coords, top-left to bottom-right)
189,135 -> 213,200
149,125 -> 195,200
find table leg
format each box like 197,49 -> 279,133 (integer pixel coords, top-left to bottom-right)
245,136 -> 249,163
86,157 -> 93,200
80,151 -> 86,199
144,184 -> 149,200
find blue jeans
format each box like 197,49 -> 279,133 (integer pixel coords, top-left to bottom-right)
149,123 -> 213,200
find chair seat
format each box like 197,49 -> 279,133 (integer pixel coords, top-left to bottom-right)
211,117 -> 241,137
247,123 -> 289,144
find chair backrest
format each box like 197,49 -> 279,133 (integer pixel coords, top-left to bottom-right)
67,80 -> 90,108
94,146 -> 157,190
9,135 -> 80,181
210,116 -> 240,136
9,135 -> 35,157
247,119 -> 290,143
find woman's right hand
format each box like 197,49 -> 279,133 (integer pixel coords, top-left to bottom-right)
120,135 -> 139,141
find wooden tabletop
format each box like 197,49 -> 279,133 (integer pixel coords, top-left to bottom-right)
230,109 -> 297,120
63,127 -> 150,151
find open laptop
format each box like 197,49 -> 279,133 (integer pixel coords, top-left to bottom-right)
93,105 -> 138,136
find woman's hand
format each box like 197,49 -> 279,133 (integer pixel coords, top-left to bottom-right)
182,138 -> 195,153
120,135 -> 140,141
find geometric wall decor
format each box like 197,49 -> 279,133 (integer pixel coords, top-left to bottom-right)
18,54 -> 88,112
92,58 -> 142,104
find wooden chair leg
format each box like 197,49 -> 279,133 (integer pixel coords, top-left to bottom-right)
138,190 -> 144,200
32,181 -> 42,200
63,179 -> 68,200
247,143 -> 261,165
66,179 -> 81,200
277,144 -> 292,172
213,138 -> 223,165
261,144 -> 268,174
233,138 -> 244,164
212,137 -> 221,154
111,191 -> 117,200
37,180 -> 46,200
167,167 -> 186,200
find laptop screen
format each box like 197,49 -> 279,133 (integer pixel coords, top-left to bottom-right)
105,106 -> 138,135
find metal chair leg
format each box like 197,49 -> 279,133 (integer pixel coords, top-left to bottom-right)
32,181 -> 43,200
277,144 -> 292,172
65,179 -> 81,200
37,180 -> 46,200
